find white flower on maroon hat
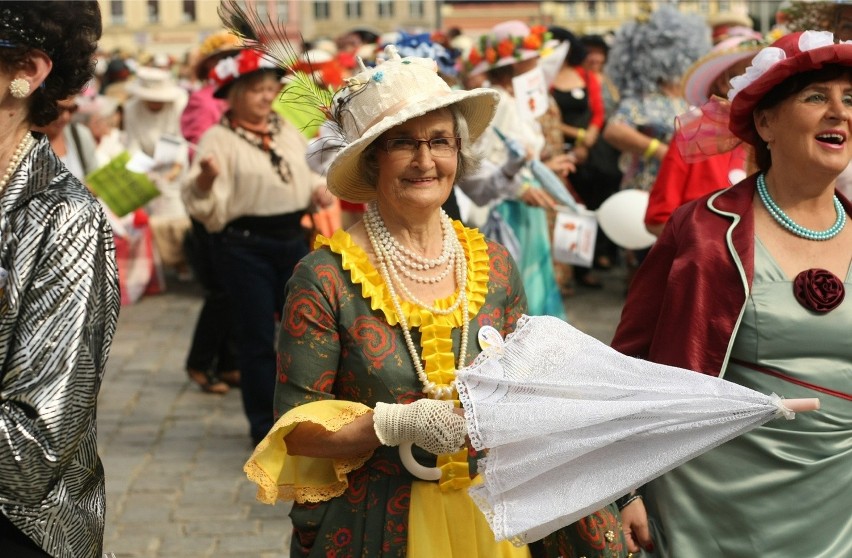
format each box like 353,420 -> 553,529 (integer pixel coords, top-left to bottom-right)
728,30 -> 850,102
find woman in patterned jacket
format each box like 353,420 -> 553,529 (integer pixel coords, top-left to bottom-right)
0,2 -> 120,557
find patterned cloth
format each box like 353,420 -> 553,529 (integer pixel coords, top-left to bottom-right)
529,503 -> 627,558
0,134 -> 120,557
609,93 -> 688,191
245,225 -> 529,557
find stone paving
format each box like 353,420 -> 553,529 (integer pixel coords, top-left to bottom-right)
97,268 -> 627,557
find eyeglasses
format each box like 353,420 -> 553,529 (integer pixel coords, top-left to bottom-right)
382,137 -> 461,158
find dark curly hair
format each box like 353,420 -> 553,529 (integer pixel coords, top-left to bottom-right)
0,1 -> 102,126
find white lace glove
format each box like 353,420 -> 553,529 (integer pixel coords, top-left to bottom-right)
373,399 -> 467,455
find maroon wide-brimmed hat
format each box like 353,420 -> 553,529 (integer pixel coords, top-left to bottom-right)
728,31 -> 852,145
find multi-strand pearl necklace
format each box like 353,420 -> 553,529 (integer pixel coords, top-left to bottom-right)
0,132 -> 36,192
757,173 -> 846,241
364,203 -> 469,399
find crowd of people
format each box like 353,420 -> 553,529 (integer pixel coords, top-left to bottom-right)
0,0 -> 850,556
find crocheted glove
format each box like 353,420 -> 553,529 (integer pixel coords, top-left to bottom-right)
373,399 -> 467,455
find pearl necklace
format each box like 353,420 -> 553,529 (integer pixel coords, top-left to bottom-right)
756,173 -> 846,241
364,203 -> 469,399
1,132 -> 36,192
366,204 -> 456,285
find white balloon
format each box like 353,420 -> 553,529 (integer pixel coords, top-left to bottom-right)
595,189 -> 657,250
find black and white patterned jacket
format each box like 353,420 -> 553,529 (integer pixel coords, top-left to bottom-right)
0,133 -> 120,558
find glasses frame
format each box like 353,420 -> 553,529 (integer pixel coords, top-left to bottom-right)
381,136 -> 462,158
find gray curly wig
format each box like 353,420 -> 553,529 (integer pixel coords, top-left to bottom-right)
605,4 -> 711,98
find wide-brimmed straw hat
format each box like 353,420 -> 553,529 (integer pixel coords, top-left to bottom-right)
682,35 -> 766,107
465,21 -> 548,76
326,45 -> 499,203
728,30 -> 852,144
209,48 -> 284,99
126,67 -> 185,103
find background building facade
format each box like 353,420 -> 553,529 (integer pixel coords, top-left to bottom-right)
97,0 -> 779,58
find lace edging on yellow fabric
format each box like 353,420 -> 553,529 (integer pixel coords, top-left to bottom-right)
244,400 -> 373,504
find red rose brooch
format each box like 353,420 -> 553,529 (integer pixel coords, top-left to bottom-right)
793,268 -> 845,313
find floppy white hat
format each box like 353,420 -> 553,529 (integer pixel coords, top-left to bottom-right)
326,45 -> 499,203
126,66 -> 185,103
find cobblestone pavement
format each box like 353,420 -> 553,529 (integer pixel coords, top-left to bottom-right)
98,268 -> 627,557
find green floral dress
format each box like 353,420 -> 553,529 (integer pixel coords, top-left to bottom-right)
528,503 -> 629,558
246,224 -> 529,557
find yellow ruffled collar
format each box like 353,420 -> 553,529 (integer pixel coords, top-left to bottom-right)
315,222 -> 490,398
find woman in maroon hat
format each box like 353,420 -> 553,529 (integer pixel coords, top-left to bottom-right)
612,30 -> 852,557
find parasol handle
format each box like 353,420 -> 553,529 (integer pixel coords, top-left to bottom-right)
399,442 -> 442,481
782,398 -> 820,412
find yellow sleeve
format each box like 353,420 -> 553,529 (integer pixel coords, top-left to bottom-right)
244,400 -> 374,504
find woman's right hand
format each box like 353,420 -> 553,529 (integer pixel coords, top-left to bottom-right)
373,399 -> 467,455
196,155 -> 219,193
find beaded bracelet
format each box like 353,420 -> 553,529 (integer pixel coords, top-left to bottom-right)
643,138 -> 660,160
616,493 -> 643,510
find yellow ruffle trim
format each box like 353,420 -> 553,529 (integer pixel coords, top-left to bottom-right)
244,400 -> 373,504
314,221 -> 490,398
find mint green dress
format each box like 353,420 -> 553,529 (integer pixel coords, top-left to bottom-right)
644,238 -> 852,557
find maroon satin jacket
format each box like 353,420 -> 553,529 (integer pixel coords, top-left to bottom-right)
611,173 -> 852,377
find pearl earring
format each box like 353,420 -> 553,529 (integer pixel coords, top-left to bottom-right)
9,78 -> 30,99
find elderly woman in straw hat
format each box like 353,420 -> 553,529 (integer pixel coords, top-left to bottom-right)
612,30 -> 852,557
243,46 -> 531,557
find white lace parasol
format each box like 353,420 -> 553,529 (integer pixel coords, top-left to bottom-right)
455,315 -> 818,545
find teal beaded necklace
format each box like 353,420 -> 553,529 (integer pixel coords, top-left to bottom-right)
756,173 -> 846,241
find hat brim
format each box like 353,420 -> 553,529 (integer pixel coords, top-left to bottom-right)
126,83 -> 185,103
682,46 -> 762,107
213,67 -> 286,99
326,88 -> 499,203
469,50 -> 539,76
730,43 -> 852,144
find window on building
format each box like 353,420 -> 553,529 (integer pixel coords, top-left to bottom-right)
346,0 -> 362,19
182,0 -> 196,22
718,0 -> 731,10
564,2 -> 577,18
604,0 -> 615,15
255,1 -> 269,20
274,0 -> 289,22
314,0 -> 330,20
586,0 -> 597,16
147,0 -> 159,23
409,0 -> 424,18
378,0 -> 394,18
110,0 -> 125,24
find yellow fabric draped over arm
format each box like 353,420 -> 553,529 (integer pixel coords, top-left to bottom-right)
244,400 -> 374,504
